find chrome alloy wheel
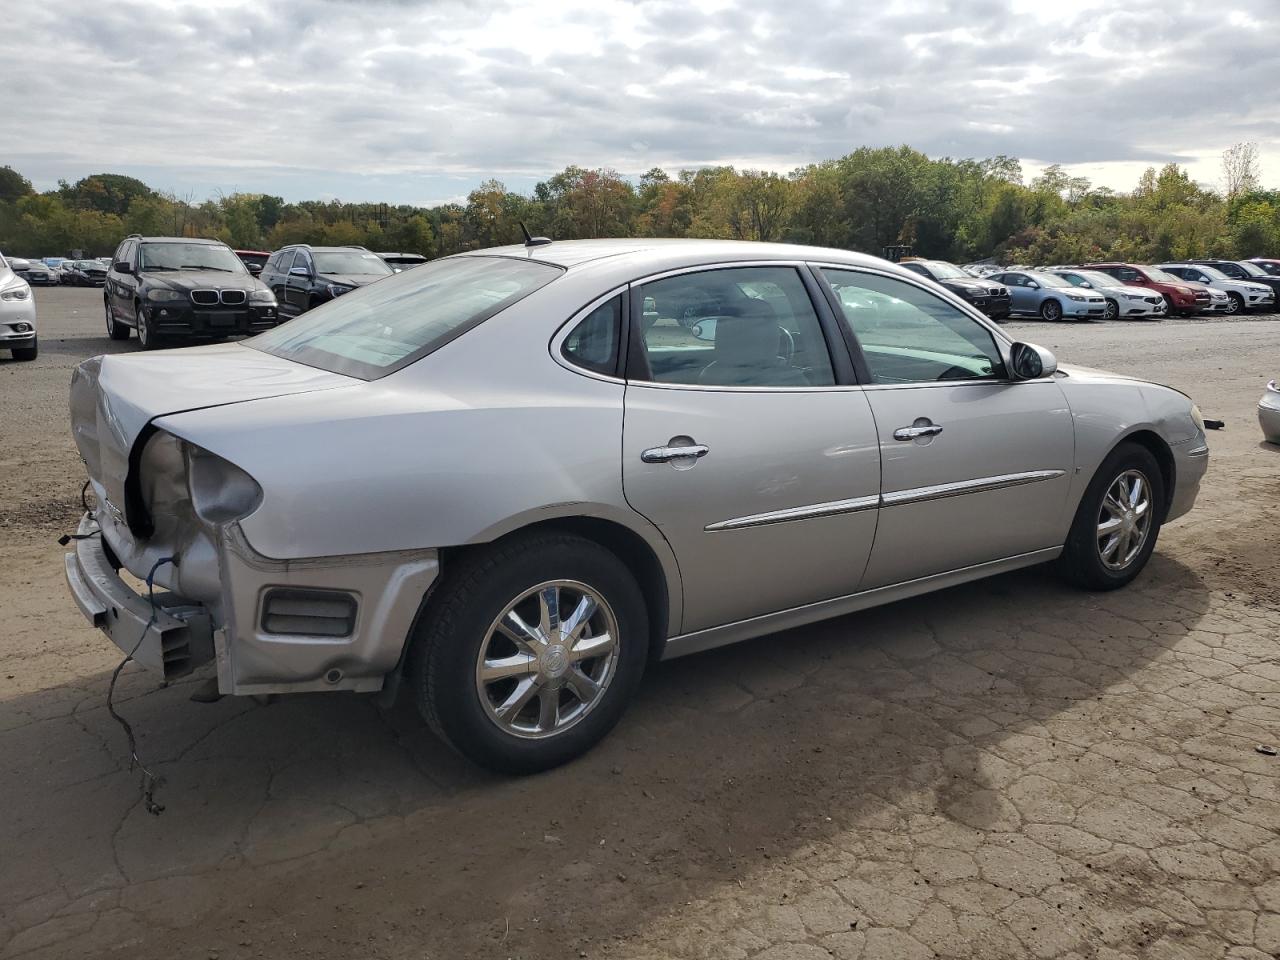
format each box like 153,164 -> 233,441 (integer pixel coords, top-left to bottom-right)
1097,469 -> 1153,570
475,580 -> 619,739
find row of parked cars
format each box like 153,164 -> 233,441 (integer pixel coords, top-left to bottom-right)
943,258 -> 1280,321
95,236 -> 432,348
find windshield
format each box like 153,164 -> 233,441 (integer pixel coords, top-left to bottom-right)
924,261 -> 969,280
140,242 -> 246,273
1073,271 -> 1117,288
1147,269 -> 1180,283
1194,265 -> 1230,281
1235,260 -> 1267,277
1028,272 -> 1072,288
249,255 -> 561,380
313,251 -> 394,276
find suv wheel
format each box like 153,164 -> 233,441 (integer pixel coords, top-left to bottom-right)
410,533 -> 648,774
106,299 -> 130,340
1225,292 -> 1244,315
1058,442 -> 1164,590
135,303 -> 159,350
11,336 -> 38,361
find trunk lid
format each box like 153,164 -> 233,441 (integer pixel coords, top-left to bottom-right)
70,342 -> 357,523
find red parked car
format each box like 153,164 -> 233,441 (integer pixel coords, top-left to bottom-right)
1082,263 -> 1207,316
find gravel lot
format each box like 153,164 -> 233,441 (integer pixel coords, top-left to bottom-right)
2,287 -> 1278,960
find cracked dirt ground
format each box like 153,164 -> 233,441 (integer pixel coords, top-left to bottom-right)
1,288 -> 1278,960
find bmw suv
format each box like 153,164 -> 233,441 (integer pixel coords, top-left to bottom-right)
898,259 -> 1012,319
259,244 -> 394,318
104,236 -> 280,349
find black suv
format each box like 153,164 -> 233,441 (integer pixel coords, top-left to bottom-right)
260,244 -> 394,318
898,259 -> 1012,320
104,236 -> 280,349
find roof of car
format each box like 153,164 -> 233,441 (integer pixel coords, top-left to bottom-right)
456,238 -> 888,271
135,236 -> 225,245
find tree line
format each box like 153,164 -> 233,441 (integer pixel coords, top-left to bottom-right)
1,142 -> 1275,265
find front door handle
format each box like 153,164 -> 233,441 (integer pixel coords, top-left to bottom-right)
642,443 -> 710,463
893,422 -> 943,441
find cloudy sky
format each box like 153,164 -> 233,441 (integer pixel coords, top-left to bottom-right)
5,0 -> 1279,205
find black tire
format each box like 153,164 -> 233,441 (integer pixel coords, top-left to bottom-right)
11,337 -> 37,361
410,533 -> 648,774
105,299 -> 130,340
1040,298 -> 1063,322
135,303 -> 160,350
1104,298 -> 1119,321
1226,292 -> 1244,315
1058,441 -> 1165,591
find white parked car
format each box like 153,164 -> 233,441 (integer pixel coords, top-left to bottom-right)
1261,380 -> 1280,444
1158,263 -> 1275,315
0,252 -> 37,360
1046,268 -> 1166,320
64,240 -> 1209,772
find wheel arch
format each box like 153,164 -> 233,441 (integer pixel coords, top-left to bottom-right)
439,513 -> 680,663
1115,429 -> 1176,518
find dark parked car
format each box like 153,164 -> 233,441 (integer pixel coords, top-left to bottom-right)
378,252 -> 429,273
898,259 -> 1011,319
22,260 -> 58,285
234,249 -> 271,276
260,244 -> 394,318
1082,263 -> 1206,316
104,236 -> 280,349
1186,259 -> 1280,306
66,259 -> 108,287
1248,258 -> 1280,277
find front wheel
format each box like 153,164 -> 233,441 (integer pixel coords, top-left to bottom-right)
1040,298 -> 1063,322
1058,442 -> 1165,590
11,337 -> 37,361
1226,292 -> 1244,315
135,303 -> 159,350
410,533 -> 648,774
1104,298 -> 1119,320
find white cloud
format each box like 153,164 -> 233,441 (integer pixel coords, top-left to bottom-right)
2,0 -> 1278,202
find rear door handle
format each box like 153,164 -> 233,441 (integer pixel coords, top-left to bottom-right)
893,422 -> 943,441
642,444 -> 710,463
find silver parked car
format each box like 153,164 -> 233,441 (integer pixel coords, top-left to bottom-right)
1046,268 -> 1166,320
1261,380 -> 1280,444
989,269 -> 1107,321
64,240 -> 1209,772
1157,263 -> 1275,315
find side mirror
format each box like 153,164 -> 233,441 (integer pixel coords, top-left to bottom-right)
691,318 -> 717,342
289,266 -> 311,277
1009,342 -> 1057,380
114,261 -> 131,274
246,263 -> 263,276
1079,281 -> 1092,288
1026,281 -> 1040,290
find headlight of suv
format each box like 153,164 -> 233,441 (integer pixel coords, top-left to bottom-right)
146,288 -> 187,302
248,289 -> 276,304
0,282 -> 31,301
326,283 -> 354,298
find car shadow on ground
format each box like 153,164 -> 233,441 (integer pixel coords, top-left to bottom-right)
1,553 -> 1216,957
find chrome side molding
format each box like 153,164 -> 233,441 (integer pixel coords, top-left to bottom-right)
705,470 -> 1065,532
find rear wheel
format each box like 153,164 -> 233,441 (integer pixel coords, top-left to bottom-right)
1058,442 -> 1164,590
1040,298 -> 1063,322
105,299 -> 130,340
11,337 -> 37,361
410,533 -> 648,774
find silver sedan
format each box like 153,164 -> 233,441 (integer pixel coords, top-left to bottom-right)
64,240 -> 1209,772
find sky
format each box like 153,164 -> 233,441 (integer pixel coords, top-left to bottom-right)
4,0 -> 1279,206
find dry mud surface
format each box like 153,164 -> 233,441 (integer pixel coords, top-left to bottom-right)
1,287 -> 1278,959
